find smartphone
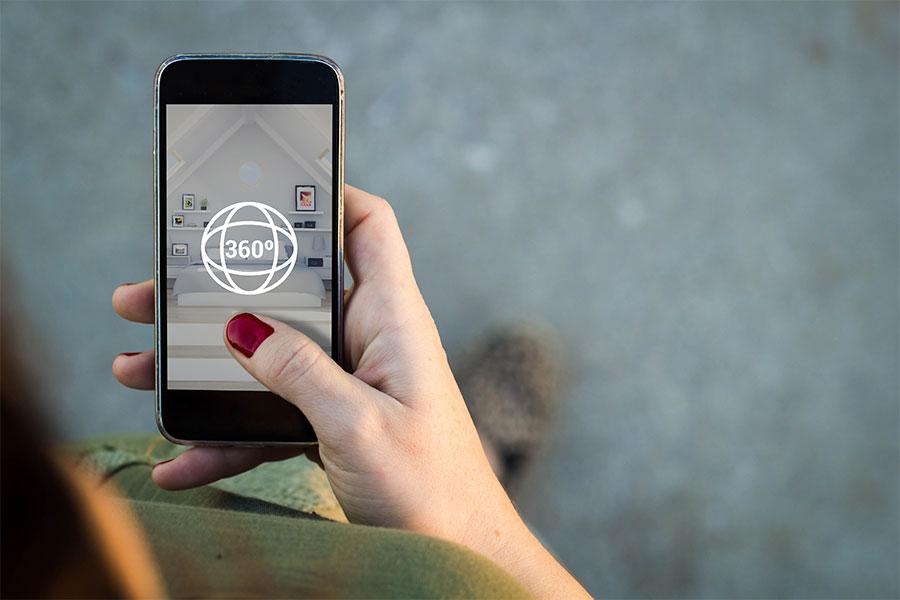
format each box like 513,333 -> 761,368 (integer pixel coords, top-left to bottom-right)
154,54 -> 344,445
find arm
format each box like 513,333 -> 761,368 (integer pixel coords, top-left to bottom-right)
112,185 -> 589,599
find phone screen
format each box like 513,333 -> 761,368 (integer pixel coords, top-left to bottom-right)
156,57 -> 343,444
165,104 -> 333,391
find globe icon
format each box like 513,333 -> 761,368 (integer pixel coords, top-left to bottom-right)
200,201 -> 298,295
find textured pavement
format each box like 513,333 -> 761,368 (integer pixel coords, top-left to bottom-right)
2,2 -> 898,597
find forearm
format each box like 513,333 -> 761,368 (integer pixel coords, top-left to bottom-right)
496,525 -> 590,599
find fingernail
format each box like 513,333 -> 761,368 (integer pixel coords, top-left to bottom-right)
225,313 -> 274,358
123,282 -> 137,286
153,458 -> 174,468
120,352 -> 141,357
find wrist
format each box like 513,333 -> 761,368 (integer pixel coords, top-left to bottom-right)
456,486 -> 591,599
458,490 -> 530,562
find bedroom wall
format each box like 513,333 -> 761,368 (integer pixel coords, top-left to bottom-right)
166,111 -> 332,272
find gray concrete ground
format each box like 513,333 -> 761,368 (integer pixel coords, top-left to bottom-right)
2,2 -> 898,597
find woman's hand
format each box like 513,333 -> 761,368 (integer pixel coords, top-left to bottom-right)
112,185 -> 588,598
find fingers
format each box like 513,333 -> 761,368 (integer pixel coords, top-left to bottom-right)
111,281 -> 154,389
152,445 -> 303,490
223,312 -> 380,439
112,350 -> 155,389
112,280 -> 154,324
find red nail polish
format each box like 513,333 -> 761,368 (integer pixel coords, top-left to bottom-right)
121,352 -> 141,357
225,313 -> 274,358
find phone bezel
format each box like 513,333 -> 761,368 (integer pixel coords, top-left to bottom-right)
154,54 -> 344,446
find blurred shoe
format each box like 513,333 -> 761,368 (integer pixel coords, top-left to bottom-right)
455,324 -> 566,492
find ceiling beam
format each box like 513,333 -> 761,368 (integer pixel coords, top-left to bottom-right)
167,105 -> 212,148
167,113 -> 246,194
254,112 -> 332,195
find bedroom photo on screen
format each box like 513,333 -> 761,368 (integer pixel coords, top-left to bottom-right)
165,104 -> 333,390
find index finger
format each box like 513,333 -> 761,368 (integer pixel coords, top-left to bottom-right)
343,184 -> 415,287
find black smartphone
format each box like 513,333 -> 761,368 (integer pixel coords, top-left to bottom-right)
154,54 -> 344,445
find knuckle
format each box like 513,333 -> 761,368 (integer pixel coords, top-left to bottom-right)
266,335 -> 322,389
370,195 -> 397,223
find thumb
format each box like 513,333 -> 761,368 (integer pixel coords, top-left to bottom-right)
223,312 -> 371,439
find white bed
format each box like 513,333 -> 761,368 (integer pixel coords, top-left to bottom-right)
173,264 -> 325,307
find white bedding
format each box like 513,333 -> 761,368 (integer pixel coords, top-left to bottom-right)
173,265 -> 325,307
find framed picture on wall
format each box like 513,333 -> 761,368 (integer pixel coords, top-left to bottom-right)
171,215 -> 184,227
171,243 -> 188,257
182,194 -> 195,210
295,185 -> 316,212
